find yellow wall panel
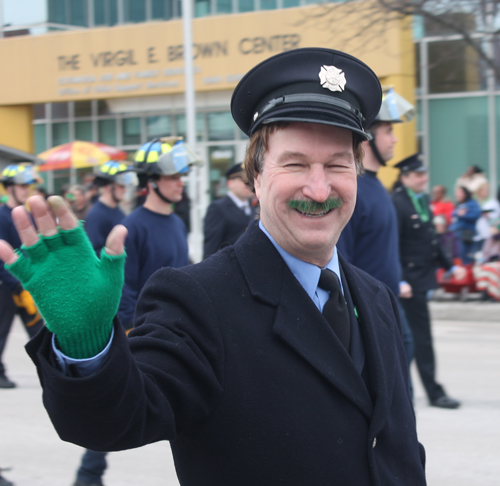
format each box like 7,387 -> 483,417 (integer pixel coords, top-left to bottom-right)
0,106 -> 33,153
0,3 -> 410,105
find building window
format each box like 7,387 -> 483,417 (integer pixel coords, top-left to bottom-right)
48,0 -> 68,25
52,102 -> 69,119
146,115 -> 172,138
207,111 -> 234,141
175,113 -> 204,142
52,122 -> 70,146
33,104 -> 46,120
70,0 -> 88,27
216,0 -> 232,14
98,119 -> 117,145
261,0 -> 276,10
98,100 -> 111,115
34,124 -> 47,154
238,0 -> 254,12
124,0 -> 146,23
152,0 -> 174,19
428,39 -> 486,93
48,0 -> 87,27
195,0 -> 210,17
428,97 -> 488,188
75,121 -> 93,141
94,0 -> 118,26
122,117 -> 142,145
75,101 -> 92,117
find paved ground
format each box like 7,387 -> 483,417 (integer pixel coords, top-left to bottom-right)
1,302 -> 500,485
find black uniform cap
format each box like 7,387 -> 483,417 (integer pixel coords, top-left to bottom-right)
394,153 -> 427,174
225,163 -> 245,179
231,48 -> 382,140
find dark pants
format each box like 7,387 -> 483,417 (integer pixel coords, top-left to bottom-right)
400,290 -> 446,401
0,282 -> 44,377
76,450 -> 108,484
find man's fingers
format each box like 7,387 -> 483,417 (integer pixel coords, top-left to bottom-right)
104,225 -> 127,256
29,195 -> 58,237
12,205 -> 40,248
0,240 -> 18,266
47,196 -> 78,230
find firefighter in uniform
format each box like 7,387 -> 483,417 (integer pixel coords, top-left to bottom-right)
337,88 -> 415,373
0,163 -> 44,389
392,153 -> 465,408
118,137 -> 200,331
84,161 -> 136,255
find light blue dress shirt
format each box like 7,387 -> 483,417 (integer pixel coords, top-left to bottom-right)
258,220 -> 343,312
53,221 -> 344,373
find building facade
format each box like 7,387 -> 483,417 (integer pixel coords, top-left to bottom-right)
0,0 -> 417,261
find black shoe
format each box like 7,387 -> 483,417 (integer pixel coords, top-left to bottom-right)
0,376 -> 16,389
430,395 -> 461,409
72,480 -> 104,486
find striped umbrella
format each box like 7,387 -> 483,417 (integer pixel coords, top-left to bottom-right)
37,141 -> 127,172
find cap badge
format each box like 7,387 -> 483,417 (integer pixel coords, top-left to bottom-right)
319,65 -> 346,92
253,112 -> 259,121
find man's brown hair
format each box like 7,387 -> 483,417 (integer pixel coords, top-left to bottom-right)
243,123 -> 365,193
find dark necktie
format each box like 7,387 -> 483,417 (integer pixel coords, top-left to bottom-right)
318,269 -> 351,350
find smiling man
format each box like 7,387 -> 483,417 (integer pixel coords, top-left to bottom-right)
0,49 -> 426,486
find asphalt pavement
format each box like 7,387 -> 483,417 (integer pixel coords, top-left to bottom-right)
1,301 -> 499,486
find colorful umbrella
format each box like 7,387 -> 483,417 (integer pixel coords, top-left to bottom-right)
37,141 -> 127,172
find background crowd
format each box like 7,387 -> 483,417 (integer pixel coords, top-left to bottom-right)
430,165 -> 500,302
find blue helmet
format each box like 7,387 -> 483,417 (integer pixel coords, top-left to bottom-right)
134,137 -> 201,178
1,163 -> 39,186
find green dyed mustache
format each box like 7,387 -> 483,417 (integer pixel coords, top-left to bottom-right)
288,198 -> 343,213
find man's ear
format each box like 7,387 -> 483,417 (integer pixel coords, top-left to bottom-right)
254,173 -> 261,200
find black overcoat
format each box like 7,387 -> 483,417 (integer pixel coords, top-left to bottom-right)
392,186 -> 452,292
27,221 -> 426,486
203,195 -> 254,259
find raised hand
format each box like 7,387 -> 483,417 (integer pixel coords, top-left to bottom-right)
0,196 -> 128,359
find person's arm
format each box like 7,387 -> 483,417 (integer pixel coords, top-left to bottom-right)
203,203 -> 226,259
118,225 -> 141,330
461,201 -> 481,223
24,264 -> 225,453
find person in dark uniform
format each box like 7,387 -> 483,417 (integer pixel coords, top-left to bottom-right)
337,88 -> 415,374
203,163 -> 255,259
392,153 -> 465,409
84,161 -> 136,255
0,49 -> 426,485
118,138 -> 199,331
0,163 -> 44,389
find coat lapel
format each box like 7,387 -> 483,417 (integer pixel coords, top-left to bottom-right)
340,256 -> 397,434
234,223 -> 373,419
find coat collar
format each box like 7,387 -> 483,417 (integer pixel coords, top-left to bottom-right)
340,254 -> 397,433
234,223 -> 373,417
234,222 -> 398,426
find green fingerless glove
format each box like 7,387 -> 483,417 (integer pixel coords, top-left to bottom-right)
5,224 -> 126,359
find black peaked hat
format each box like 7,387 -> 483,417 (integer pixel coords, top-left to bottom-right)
231,48 -> 382,139
225,163 -> 245,179
394,153 -> 427,173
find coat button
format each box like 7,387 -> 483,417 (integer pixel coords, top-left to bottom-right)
372,437 -> 377,448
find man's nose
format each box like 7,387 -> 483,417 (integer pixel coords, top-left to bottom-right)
302,167 -> 330,202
